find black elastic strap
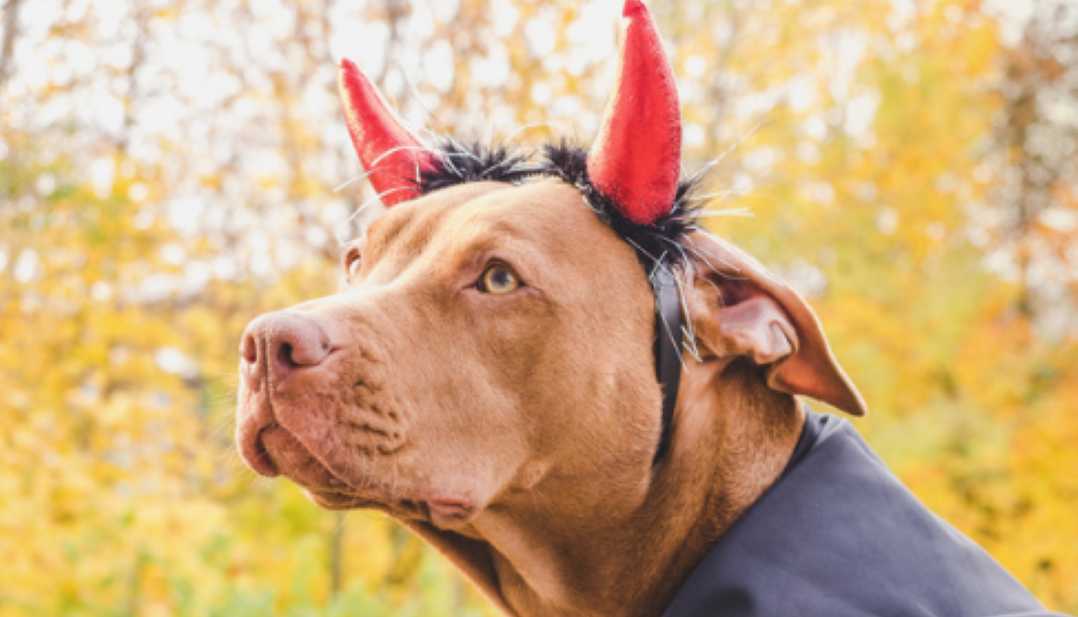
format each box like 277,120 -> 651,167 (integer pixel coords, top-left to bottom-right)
651,263 -> 683,465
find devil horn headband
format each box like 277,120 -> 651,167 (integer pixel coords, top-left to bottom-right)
338,58 -> 436,207
588,0 -> 682,226
338,0 -> 683,228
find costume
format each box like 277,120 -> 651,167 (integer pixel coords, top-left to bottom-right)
663,411 -> 1068,617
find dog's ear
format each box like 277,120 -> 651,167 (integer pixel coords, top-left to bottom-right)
682,231 -> 867,416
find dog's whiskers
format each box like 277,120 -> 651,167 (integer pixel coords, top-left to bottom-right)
438,147 -> 465,177
652,237 -> 698,344
626,237 -> 661,265
689,189 -> 751,203
334,510 -> 353,534
208,416 -> 236,439
684,120 -> 769,185
500,121 -> 558,147
680,236 -> 748,282
348,187 -> 407,224
334,169 -> 377,193
669,267 -> 702,362
367,144 -> 432,169
398,63 -> 442,134
696,208 -> 754,218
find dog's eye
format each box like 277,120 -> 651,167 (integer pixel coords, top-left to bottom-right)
478,265 -> 521,294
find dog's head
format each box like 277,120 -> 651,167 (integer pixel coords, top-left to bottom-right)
235,0 -> 864,547
237,177 -> 667,528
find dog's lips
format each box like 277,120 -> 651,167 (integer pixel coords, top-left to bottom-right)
258,423 -> 353,490
305,485 -> 480,529
305,489 -> 479,530
238,360 -> 485,527
423,496 -> 478,530
305,488 -> 378,510
378,495 -> 480,530
243,426 -> 280,477
256,422 -> 483,527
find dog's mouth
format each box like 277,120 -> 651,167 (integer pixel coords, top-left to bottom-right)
308,489 -> 477,528
252,423 -> 352,489
249,423 -> 479,529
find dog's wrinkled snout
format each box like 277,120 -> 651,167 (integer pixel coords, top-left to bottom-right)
237,312 -> 336,478
240,312 -> 333,385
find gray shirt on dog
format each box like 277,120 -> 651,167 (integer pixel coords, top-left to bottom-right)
663,410 -> 1070,617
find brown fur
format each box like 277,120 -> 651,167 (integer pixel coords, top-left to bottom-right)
236,179 -> 860,616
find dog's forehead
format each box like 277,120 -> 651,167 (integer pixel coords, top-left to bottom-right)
365,179 -> 626,257
363,181 -> 509,247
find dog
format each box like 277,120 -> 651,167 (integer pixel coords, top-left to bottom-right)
235,1 -> 1064,615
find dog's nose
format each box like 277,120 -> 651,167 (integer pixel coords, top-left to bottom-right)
240,312 -> 333,383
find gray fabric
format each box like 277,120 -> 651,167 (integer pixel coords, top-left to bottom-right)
662,412 -> 1071,617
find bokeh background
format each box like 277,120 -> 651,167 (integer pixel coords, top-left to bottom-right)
1,0 -> 1076,614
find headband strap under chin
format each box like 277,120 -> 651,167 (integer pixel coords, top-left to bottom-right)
651,262 -> 683,466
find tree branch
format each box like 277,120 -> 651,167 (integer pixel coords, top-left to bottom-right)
0,0 -> 24,93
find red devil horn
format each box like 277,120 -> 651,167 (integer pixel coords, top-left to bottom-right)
338,58 -> 435,207
588,0 -> 682,226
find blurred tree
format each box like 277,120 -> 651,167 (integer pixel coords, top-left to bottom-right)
990,0 -> 1078,328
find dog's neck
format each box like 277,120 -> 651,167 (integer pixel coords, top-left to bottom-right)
408,360 -> 805,617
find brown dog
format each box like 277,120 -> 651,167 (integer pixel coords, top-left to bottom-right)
236,2 -> 1058,616
237,178 -> 861,616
